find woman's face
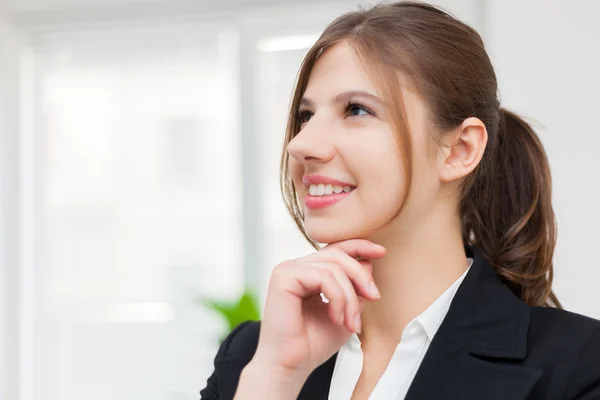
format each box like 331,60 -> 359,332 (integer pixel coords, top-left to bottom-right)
287,41 -> 441,244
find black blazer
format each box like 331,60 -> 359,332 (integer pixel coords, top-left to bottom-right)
200,247 -> 600,399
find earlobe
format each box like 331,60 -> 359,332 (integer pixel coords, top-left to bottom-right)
439,117 -> 487,183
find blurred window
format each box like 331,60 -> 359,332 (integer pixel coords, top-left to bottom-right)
33,23 -> 244,400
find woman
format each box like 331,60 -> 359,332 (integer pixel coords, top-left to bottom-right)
200,2 -> 600,399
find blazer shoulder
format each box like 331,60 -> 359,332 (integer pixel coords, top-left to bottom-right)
529,307 -> 600,395
218,320 -> 261,361
529,306 -> 600,353
199,321 -> 261,399
529,306 -> 600,340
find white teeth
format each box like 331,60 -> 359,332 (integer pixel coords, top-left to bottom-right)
308,184 -> 355,196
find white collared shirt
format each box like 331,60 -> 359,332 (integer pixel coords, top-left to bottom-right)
328,259 -> 473,400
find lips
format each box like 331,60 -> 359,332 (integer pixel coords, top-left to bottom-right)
301,175 -> 356,210
304,190 -> 353,210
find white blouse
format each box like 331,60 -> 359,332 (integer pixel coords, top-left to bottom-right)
328,259 -> 473,400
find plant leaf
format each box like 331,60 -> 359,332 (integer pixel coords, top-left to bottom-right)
201,288 -> 261,336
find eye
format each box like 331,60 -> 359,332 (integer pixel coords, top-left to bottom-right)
297,109 -> 313,125
345,103 -> 374,118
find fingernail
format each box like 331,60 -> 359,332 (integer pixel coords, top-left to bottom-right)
373,243 -> 386,251
354,315 -> 362,333
339,311 -> 345,325
369,281 -> 381,299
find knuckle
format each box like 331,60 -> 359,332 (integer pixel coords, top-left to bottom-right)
326,262 -> 343,275
274,260 -> 289,270
320,268 -> 335,280
330,247 -> 345,256
270,262 -> 291,281
271,263 -> 284,276
335,249 -> 352,263
327,286 -> 345,302
325,247 -> 345,260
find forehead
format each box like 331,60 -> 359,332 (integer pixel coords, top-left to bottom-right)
302,40 -> 432,139
303,41 -> 381,100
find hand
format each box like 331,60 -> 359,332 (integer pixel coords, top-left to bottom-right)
250,239 -> 385,381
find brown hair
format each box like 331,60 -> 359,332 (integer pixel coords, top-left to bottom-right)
279,1 -> 561,308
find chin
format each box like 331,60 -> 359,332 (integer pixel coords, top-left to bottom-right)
304,220 -> 363,245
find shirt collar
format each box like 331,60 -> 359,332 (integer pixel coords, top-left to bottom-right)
348,258 -> 473,346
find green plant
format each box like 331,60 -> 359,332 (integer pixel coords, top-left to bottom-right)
201,288 -> 261,342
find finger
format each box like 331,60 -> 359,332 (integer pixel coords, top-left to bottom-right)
324,239 -> 386,260
304,248 -> 378,301
276,265 -> 347,326
314,262 -> 362,333
318,269 -> 347,327
325,250 -> 381,301
357,259 -> 377,298
357,259 -> 373,276
358,295 -> 366,309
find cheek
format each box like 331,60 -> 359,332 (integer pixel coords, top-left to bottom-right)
288,159 -> 304,188
303,136 -> 407,243
356,146 -> 407,224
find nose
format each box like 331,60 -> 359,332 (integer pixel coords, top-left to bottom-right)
287,118 -> 335,164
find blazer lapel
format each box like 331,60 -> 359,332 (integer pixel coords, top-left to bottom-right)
405,246 -> 542,399
405,334 -> 542,399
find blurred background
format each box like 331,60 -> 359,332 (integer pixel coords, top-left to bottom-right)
0,0 -> 598,399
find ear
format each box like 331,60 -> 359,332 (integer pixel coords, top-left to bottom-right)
437,117 -> 488,183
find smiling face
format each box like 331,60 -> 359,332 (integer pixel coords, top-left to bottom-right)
286,41 -> 442,244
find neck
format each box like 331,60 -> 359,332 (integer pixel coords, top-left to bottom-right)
359,201 -> 469,346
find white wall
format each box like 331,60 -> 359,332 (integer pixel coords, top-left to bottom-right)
0,8 -> 21,400
485,0 -> 600,318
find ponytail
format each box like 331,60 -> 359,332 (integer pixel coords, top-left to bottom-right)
461,108 -> 561,308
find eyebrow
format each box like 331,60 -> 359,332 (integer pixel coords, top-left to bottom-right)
299,90 -> 383,108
